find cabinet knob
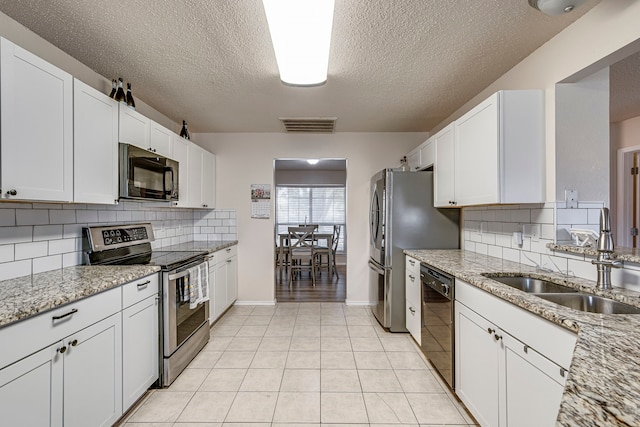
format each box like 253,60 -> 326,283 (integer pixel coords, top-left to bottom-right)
523,344 -> 529,353
494,334 -> 502,342
6,189 -> 17,196
487,327 -> 495,335
560,367 -> 567,378
409,306 -> 415,314
409,274 -> 415,281
69,339 -> 78,347
58,346 -> 67,354
226,259 -> 232,263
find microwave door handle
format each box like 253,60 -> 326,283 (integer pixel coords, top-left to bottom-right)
164,168 -> 174,196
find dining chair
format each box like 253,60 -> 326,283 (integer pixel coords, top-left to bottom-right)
298,224 -> 319,230
288,226 -> 317,288
315,225 -> 340,279
275,235 -> 291,283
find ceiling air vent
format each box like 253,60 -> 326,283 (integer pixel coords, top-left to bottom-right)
279,117 -> 337,133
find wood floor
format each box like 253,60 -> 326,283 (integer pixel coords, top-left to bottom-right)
275,263 -> 347,302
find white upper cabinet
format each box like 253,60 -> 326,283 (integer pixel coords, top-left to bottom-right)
454,90 -> 544,206
149,121 -> 173,157
433,123 -> 456,207
73,79 -> 119,205
0,37 -> 73,202
202,149 -> 216,209
406,146 -> 421,171
185,142 -> 216,209
405,139 -> 434,172
118,105 -> 150,150
172,135 -> 190,207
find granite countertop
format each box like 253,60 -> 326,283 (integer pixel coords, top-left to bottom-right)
405,249 -> 640,427
549,243 -> 640,264
159,240 -> 238,253
0,265 -> 161,329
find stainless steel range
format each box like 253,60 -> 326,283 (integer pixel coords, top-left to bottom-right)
84,223 -> 209,387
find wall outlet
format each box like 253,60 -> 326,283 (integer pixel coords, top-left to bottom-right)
565,189 -> 578,209
513,231 -> 524,247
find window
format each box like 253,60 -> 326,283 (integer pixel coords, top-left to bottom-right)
276,186 -> 346,252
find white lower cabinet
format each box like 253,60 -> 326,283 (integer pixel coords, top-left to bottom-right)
208,246 -> 238,324
455,280 -> 576,427
405,256 -> 421,344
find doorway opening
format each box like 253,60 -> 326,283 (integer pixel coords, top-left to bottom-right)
617,146 -> 640,248
273,158 -> 347,302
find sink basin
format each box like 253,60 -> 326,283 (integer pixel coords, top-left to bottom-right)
485,275 -> 578,294
536,293 -> 640,315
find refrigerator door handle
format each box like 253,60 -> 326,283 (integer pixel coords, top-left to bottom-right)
368,259 -> 385,275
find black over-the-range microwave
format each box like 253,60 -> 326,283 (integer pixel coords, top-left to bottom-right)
119,143 -> 179,201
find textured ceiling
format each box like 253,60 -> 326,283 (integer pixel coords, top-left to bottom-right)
0,0 -> 607,132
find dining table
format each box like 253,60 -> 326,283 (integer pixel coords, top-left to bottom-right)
277,232 -> 334,283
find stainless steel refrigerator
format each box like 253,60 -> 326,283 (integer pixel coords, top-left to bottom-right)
368,169 -> 459,332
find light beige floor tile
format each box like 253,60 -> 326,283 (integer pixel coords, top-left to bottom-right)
321,351 -> 356,369
264,324 -> 294,337
286,351 -> 321,369
321,337 -> 352,352
128,391 -> 194,423
168,368 -> 210,391
188,351 -> 223,369
244,315 -> 273,326
220,424 -> 269,427
350,337 -> 384,352
343,306 -> 369,315
280,368 -> 321,391
239,368 -> 283,391
258,336 -> 291,351
348,325 -> 378,337
293,324 -> 321,337
271,424 -> 320,427
251,306 -> 277,316
199,368 -> 247,391
321,325 -> 349,337
379,336 -> 418,352
227,306 -> 255,315
210,324 -> 241,337
358,369 -> 403,392
273,392 -> 320,423
250,351 -> 288,369
321,392 -> 369,424
175,391 -> 236,423
270,316 -> 297,327
214,351 -> 255,368
203,336 -> 232,352
123,423 -> 174,426
346,316 -> 374,326
296,314 -> 321,325
290,336 -> 321,351
224,391 -> 278,422
386,352 -> 429,370
395,370 -> 444,393
226,336 -> 261,352
363,392 -> 418,424
320,316 -> 347,326
216,315 -> 248,326
405,393 -> 467,425
353,351 -> 392,369
236,325 -> 268,337
321,369 -> 361,392
275,307 -> 299,317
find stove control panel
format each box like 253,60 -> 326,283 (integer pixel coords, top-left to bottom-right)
85,223 -> 155,252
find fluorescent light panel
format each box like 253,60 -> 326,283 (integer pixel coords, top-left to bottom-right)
263,0 -> 335,86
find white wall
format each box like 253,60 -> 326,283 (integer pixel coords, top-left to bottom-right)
194,132 -> 427,305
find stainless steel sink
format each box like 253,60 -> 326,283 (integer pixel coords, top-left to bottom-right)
485,275 -> 578,294
536,293 -> 640,315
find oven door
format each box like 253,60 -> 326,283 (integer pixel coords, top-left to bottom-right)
163,262 -> 210,356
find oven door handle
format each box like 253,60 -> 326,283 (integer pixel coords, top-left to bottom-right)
368,260 -> 385,275
168,269 -> 191,281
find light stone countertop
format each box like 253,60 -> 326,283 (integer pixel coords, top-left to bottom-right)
404,249 -> 640,427
0,265 -> 161,329
159,240 -> 238,253
548,242 -> 640,264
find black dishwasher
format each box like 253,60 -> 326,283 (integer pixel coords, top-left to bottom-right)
420,263 -> 455,390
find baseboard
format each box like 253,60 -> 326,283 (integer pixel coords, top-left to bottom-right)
345,300 -> 375,306
234,299 -> 277,306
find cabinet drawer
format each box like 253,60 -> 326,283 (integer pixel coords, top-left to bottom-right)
122,274 -> 159,309
0,287 -> 121,370
405,300 -> 421,345
406,270 -> 420,305
406,256 -> 420,275
208,245 -> 237,265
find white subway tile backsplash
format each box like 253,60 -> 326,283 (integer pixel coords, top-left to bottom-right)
49,210 -> 77,224
495,234 -> 512,248
15,241 -> 48,260
0,245 -> 14,263
531,208 -> 554,224
48,239 -> 76,255
0,209 -> 16,226
33,255 -> 62,274
63,251 -> 84,268
540,254 -> 568,274
567,258 -> 596,281
76,210 -> 99,223
511,209 -> 531,223
488,245 -> 502,258
587,209 -> 602,225
116,211 -> 133,222
33,225 -> 64,241
556,208 -> 588,225
16,209 -> 49,226
503,248 -> 520,263
98,210 -> 117,222
0,260 -> 31,281
0,226 -> 32,244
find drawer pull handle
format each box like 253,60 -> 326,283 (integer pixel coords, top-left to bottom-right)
52,308 -> 78,321
137,280 -> 151,289
227,259 -> 232,263
409,260 -> 415,266
57,346 -> 67,354
524,345 -> 529,353
226,248 -> 231,252
409,307 -> 415,314
560,368 -> 567,378
409,274 -> 415,281
494,334 -> 502,342
69,339 -> 78,347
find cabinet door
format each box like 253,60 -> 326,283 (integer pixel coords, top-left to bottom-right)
63,313 -> 122,427
149,121 -> 173,157
419,140 -> 434,169
405,299 -> 421,345
172,135 -> 190,207
1,38 -> 73,202
455,93 -> 499,206
208,259 -> 217,324
0,342 -> 63,427
434,124 -> 456,207
455,301 -> 500,427
226,255 -> 238,305
187,143 -> 204,208
73,79 -> 119,204
502,333 -> 566,427
123,295 -> 159,409
213,260 -> 228,319
202,150 -> 216,208
119,104 -> 149,150
406,147 -> 421,171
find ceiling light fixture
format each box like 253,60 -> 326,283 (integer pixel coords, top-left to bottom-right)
307,159 -> 320,165
262,0 -> 335,86
528,0 -> 589,16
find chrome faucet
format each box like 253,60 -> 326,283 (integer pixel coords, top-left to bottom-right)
591,207 -> 622,289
